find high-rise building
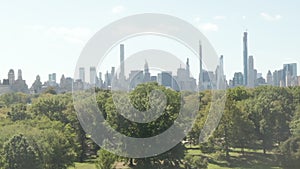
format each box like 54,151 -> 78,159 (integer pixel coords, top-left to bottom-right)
119,44 -> 125,80
273,69 -> 284,87
248,55 -> 255,87
283,63 -> 297,86
199,41 -> 203,90
18,69 -> 22,80
158,71 -> 172,88
243,32 -> 248,86
79,67 -> 85,82
128,70 -> 143,89
48,73 -> 56,83
90,67 -> 97,84
111,67 -> 115,78
233,72 -> 243,87
216,55 -> 226,89
266,70 -> 273,85
8,69 -> 15,85
144,60 -> 151,82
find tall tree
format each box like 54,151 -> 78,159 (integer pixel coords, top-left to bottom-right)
3,134 -> 41,169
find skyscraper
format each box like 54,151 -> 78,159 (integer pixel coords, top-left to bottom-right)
144,60 -> 150,82
18,69 -> 22,80
248,55 -> 255,87
186,58 -> 190,77
8,69 -> 15,85
216,55 -> 226,89
119,44 -> 125,80
199,41 -> 203,90
90,67 -> 97,84
79,67 -> 85,82
283,63 -> 297,86
243,31 -> 248,86
233,72 -> 244,87
266,70 -> 273,85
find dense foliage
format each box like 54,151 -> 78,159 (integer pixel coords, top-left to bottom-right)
0,84 -> 299,168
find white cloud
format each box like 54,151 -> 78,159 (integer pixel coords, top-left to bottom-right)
199,23 -> 219,32
260,12 -> 282,21
213,15 -> 226,20
46,27 -> 93,44
112,5 -> 125,14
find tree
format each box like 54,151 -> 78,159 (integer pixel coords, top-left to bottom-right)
7,103 -> 29,121
95,149 -> 117,169
2,134 -> 41,169
37,129 -> 76,169
280,136 -> 300,168
184,154 -> 208,169
102,83 -> 185,168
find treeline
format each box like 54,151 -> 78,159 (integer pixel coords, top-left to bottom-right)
189,85 -> 300,168
0,84 -> 299,169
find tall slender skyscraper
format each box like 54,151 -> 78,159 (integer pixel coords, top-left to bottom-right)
119,44 -> 125,80
186,58 -> 190,77
199,41 -> 203,89
217,55 -> 225,89
248,55 -> 255,87
79,67 -> 85,82
90,67 -> 97,84
243,32 -> 248,86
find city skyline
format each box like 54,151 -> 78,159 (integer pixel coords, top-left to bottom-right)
1,1 -> 300,85
1,38 -> 299,94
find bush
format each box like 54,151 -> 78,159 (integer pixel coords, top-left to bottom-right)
185,155 -> 208,169
279,136 -> 300,168
95,149 -> 117,169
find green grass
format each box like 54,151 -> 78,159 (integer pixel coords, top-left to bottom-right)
70,148 -> 283,169
68,162 -> 97,169
186,147 -> 283,169
208,163 -> 281,169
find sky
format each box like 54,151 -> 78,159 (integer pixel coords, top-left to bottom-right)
1,0 -> 300,85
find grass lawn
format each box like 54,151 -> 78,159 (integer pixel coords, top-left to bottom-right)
68,162 -> 97,169
208,163 -> 282,169
69,147 -> 283,169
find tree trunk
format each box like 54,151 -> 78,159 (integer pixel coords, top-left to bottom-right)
129,158 -> 134,166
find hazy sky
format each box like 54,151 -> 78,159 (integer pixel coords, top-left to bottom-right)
1,0 -> 299,85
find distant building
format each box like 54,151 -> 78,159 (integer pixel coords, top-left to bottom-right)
8,69 -> 15,85
119,44 -> 125,80
216,55 -> 226,90
283,63 -> 297,87
243,32 -> 248,86
47,73 -> 58,87
256,77 -> 266,86
158,71 -> 172,88
247,55 -> 255,88
273,69 -> 284,87
266,70 -> 273,85
79,67 -> 85,82
233,72 -> 244,87
143,60 -> 151,83
129,70 -> 144,90
173,58 -> 197,91
60,75 -> 73,92
12,69 -> 28,93
30,75 -> 43,94
90,67 -> 97,85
